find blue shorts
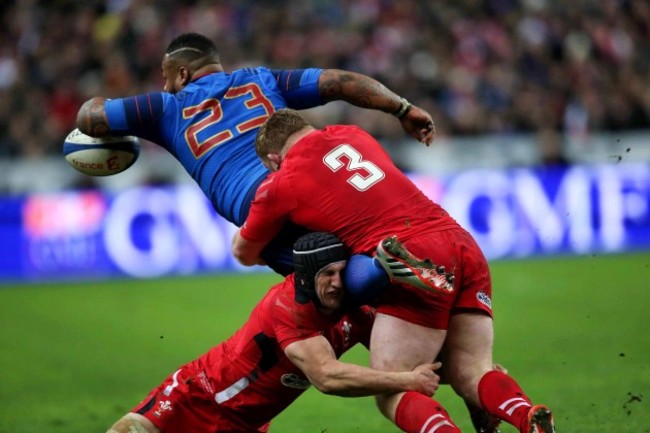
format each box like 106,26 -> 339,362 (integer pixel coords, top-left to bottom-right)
259,222 -> 310,276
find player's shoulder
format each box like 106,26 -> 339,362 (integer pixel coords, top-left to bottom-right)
233,67 -> 323,88
261,277 -> 299,316
269,277 -> 323,328
253,170 -> 284,201
321,124 -> 369,139
229,66 -> 283,92
231,66 -> 274,78
253,280 -> 291,327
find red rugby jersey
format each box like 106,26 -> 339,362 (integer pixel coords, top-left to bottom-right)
241,124 -> 459,255
200,275 -> 374,429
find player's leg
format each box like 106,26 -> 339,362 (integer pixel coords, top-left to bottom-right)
440,312 -> 495,406
375,235 -> 455,294
125,362 -> 228,433
345,238 -> 457,303
443,313 -> 555,433
107,413 -> 159,433
369,313 -> 460,432
437,345 -> 505,433
465,365 -> 513,433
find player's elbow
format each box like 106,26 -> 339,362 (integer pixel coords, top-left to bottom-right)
232,245 -> 259,266
307,366 -> 343,395
76,97 -> 106,136
231,233 -> 265,266
310,375 -> 338,395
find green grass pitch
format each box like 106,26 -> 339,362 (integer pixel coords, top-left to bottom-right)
1,253 -> 649,432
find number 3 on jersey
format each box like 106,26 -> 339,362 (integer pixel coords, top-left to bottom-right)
323,144 -> 385,191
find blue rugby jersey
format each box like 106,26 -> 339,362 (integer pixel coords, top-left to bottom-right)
104,67 -> 323,226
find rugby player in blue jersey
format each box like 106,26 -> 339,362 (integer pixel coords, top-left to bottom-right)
75,32 -> 439,302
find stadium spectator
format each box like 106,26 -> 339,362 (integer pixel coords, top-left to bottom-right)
1,1 -> 649,163
106,231 -> 442,433
74,32 -> 435,299
232,109 -> 555,433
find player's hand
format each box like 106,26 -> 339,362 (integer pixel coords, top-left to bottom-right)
410,361 -> 442,396
399,105 -> 436,146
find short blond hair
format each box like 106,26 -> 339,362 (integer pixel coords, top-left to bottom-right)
256,109 -> 311,162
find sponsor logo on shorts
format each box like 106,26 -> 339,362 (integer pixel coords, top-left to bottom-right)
477,291 -> 492,309
154,400 -> 173,417
281,373 -> 311,389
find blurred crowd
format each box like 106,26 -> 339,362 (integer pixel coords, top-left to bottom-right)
0,0 -> 648,160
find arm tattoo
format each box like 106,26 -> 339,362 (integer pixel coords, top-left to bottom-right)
319,70 -> 400,113
77,97 -> 110,137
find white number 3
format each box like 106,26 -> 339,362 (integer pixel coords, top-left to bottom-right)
323,144 -> 385,191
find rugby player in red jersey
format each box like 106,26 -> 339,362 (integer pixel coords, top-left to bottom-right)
232,109 -> 555,433
107,232 -> 441,433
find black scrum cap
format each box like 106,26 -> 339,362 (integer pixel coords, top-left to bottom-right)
293,232 -> 348,304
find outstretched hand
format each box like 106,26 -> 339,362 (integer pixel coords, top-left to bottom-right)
410,361 -> 442,396
400,105 -> 436,146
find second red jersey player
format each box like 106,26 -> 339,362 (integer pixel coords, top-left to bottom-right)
133,275 -> 374,432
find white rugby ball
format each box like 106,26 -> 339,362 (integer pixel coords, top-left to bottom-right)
63,128 -> 140,176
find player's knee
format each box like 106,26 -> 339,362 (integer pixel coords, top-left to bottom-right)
107,413 -> 159,433
447,363 -> 492,401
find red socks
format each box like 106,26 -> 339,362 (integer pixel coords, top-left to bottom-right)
478,370 -> 533,431
394,391 -> 460,433
393,371 -> 537,432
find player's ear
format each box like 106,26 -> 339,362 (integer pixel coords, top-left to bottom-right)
266,153 -> 282,171
179,66 -> 192,87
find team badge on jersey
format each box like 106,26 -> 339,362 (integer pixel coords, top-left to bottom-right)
154,400 -> 173,417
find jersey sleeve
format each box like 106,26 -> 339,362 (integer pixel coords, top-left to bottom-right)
270,68 -> 324,109
239,172 -> 296,244
105,92 -> 167,143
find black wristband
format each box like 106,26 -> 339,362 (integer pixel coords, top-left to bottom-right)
393,97 -> 412,119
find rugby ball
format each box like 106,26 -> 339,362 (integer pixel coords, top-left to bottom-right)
63,128 -> 140,176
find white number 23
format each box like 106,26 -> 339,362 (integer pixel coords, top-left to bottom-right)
323,144 -> 385,191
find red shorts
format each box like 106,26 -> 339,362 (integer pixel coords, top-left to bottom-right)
375,228 -> 493,329
132,360 -> 270,433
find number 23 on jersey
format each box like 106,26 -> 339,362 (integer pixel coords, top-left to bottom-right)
183,83 -> 274,158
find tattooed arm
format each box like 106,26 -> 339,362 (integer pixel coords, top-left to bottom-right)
76,97 -> 110,137
318,69 -> 435,145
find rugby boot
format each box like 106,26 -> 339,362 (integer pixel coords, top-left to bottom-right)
375,235 -> 454,294
521,405 -> 555,433
467,404 -> 502,433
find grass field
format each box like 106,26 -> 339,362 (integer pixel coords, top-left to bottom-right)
1,253 -> 649,432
